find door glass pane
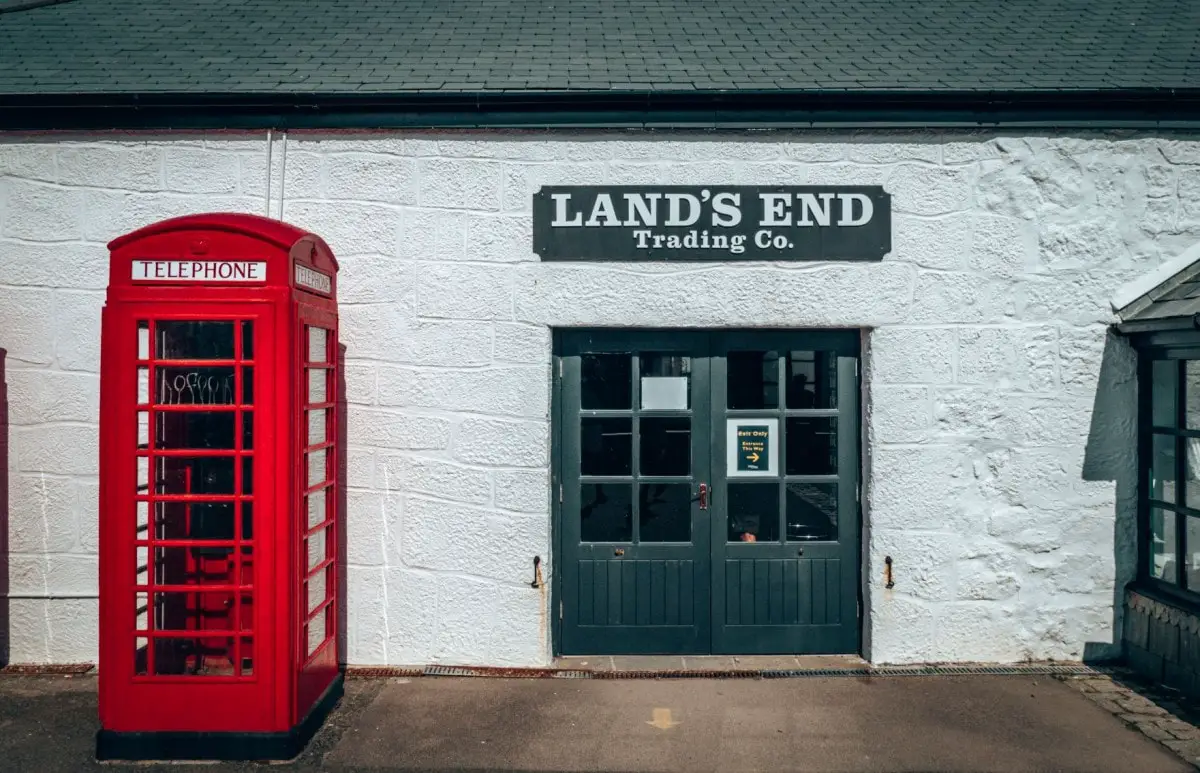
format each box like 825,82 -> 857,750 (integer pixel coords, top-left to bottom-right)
137,321 -> 150,360
727,351 -> 779,409
639,417 -> 690,476
581,417 -> 632,475
640,353 -> 690,409
153,501 -> 237,543
238,638 -> 254,676
156,456 -> 236,495
1188,361 -> 1200,430
156,412 -> 236,449
786,482 -> 837,541
1150,507 -> 1178,583
153,637 -> 234,676
1187,516 -> 1200,590
638,483 -> 691,542
242,411 -> 254,450
727,483 -> 779,542
308,489 -> 327,529
308,409 -> 327,444
241,320 -> 254,360
580,483 -> 632,542
241,367 -> 255,404
581,354 -> 631,409
157,321 -> 235,360
786,351 -> 837,409
308,450 -> 327,486
1153,360 -> 1178,427
308,569 -> 328,613
137,367 -> 149,404
785,417 -> 837,475
153,544 -> 233,586
308,609 -> 327,655
308,327 -> 327,364
308,368 -> 327,404
1151,433 -> 1177,503
307,529 -> 327,570
1189,438 -> 1200,510
185,502 -> 235,541
153,591 -> 237,630
158,367 -> 235,405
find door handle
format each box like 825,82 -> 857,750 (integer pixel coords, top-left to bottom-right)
698,483 -> 708,511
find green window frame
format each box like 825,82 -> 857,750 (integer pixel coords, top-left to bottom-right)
1141,353 -> 1200,598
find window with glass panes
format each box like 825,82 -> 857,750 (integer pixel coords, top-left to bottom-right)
1144,356 -> 1200,592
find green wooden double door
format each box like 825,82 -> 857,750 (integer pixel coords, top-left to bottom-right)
555,330 -> 860,656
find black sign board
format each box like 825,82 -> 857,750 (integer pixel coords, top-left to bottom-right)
736,425 -> 770,472
533,186 -> 890,261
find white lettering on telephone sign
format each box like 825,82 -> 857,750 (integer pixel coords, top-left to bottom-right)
132,260 -> 267,282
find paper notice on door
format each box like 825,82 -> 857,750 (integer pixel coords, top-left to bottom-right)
726,417 -> 778,477
641,376 -> 688,410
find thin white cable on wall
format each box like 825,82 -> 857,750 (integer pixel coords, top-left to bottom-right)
277,130 -> 288,221
263,128 -> 274,217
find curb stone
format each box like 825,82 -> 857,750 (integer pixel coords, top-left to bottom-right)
1061,670 -> 1200,771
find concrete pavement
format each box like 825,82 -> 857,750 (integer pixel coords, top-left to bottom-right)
0,673 -> 1193,772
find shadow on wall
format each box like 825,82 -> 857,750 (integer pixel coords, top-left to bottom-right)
336,343 -> 348,668
1081,329 -> 1138,664
0,349 -> 8,666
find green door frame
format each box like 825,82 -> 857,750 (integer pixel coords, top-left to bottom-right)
551,329 -> 861,656
555,330 -> 712,655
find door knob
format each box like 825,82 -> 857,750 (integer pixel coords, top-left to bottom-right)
698,483 -> 709,511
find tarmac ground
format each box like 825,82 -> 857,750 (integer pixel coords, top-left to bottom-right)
0,673 -> 1192,772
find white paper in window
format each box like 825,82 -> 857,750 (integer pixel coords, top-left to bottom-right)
641,377 -> 688,410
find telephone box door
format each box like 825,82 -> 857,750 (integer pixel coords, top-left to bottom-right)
101,301 -> 279,731
295,303 -> 340,713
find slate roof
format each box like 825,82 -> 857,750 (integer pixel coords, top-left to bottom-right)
1115,242 -> 1200,333
1,0 -> 1199,95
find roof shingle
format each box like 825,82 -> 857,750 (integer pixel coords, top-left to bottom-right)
1,0 -> 1198,95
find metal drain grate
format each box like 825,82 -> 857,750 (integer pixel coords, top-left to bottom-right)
370,661 -> 1111,681
423,665 -> 567,678
594,669 -> 764,679
346,667 -> 423,679
0,663 -> 94,676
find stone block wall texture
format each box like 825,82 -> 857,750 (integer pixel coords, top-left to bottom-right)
1,130 -> 1197,666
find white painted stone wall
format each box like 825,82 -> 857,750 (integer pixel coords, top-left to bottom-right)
2,130 -> 1199,666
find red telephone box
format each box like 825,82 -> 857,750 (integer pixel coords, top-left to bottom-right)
97,213 -> 343,760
